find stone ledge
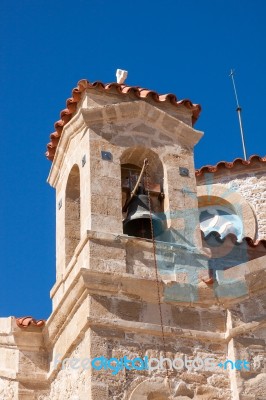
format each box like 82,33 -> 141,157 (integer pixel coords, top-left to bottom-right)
86,316 -> 225,342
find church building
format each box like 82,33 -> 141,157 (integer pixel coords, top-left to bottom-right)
0,74 -> 266,400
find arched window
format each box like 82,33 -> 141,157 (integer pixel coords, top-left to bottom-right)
65,165 -> 80,266
198,196 -> 243,241
197,185 -> 257,240
199,205 -> 243,241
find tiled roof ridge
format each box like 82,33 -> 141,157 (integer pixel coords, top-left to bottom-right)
196,154 -> 266,176
201,231 -> 266,248
16,316 -> 45,329
46,79 -> 201,161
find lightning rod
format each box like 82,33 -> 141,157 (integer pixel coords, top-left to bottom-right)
229,69 -> 247,160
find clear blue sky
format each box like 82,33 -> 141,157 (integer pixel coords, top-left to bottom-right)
0,0 -> 265,319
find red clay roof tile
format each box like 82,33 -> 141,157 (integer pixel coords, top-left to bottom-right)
46,79 -> 201,161
16,316 -> 45,329
196,155 -> 266,176
201,231 -> 266,249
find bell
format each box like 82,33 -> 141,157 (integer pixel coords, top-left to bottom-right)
123,194 -> 164,239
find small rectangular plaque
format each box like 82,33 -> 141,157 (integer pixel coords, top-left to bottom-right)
179,167 -> 189,177
101,151 -> 113,161
58,199 -> 62,210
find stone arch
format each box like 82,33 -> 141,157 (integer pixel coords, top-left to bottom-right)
128,378 -> 171,400
120,146 -> 164,185
197,183 -> 257,239
65,164 -> 81,266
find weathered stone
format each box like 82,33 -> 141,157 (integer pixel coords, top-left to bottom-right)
174,381 -> 194,398
242,373 -> 266,397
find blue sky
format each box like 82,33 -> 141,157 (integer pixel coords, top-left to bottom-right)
0,0 -> 265,319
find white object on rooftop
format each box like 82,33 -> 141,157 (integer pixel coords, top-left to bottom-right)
116,69 -> 128,84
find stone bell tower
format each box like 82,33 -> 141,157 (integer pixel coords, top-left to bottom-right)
47,78 -> 203,307
43,73 -> 265,400
1,75 -> 266,400
44,77 -> 206,399
1,71 -> 265,400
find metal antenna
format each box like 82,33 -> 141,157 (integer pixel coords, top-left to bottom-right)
229,69 -> 247,160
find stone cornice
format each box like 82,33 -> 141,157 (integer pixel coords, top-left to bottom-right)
86,316 -> 225,342
47,101 -> 203,187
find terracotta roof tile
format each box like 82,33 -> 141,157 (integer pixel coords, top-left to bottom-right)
46,79 -> 201,161
196,155 -> 266,176
201,231 -> 266,249
16,316 -> 45,329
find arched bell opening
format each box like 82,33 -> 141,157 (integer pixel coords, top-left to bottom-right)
65,164 -> 81,266
120,147 -> 165,239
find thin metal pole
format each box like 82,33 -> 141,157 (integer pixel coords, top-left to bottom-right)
229,69 -> 247,160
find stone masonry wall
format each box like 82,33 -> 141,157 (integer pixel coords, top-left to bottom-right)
217,171 -> 266,240
81,323 -> 231,399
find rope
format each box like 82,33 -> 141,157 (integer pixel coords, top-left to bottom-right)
122,158 -> 148,212
144,160 -> 173,398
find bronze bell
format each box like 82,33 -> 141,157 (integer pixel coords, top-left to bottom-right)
123,194 -> 163,239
